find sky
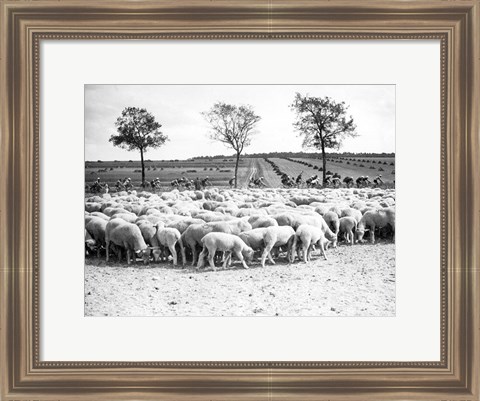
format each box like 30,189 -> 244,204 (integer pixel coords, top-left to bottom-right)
85,85 -> 395,161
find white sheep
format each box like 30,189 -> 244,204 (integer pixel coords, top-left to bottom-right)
85,216 -> 107,257
356,207 -> 395,243
105,218 -> 151,265
294,224 -> 331,262
156,227 -> 186,266
338,216 -> 357,245
197,232 -> 253,271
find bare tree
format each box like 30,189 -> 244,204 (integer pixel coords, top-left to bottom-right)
291,93 -> 357,184
202,102 -> 261,188
110,107 -> 168,185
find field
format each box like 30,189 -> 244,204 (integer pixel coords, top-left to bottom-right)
85,155 -> 395,189
85,243 -> 395,317
86,158 -> 255,188
291,157 -> 395,183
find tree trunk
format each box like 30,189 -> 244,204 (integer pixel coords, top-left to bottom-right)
234,152 -> 240,188
140,148 -> 145,185
321,139 -> 327,184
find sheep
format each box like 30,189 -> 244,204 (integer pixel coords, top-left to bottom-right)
85,229 -> 97,255
203,201 -> 219,211
105,218 -> 151,265
203,218 -> 252,235
166,218 -> 205,234
135,215 -> 166,226
274,212 -> 313,228
181,223 -> 216,266
197,232 -> 254,271
356,208 -> 395,243
86,187 -> 396,269
102,207 -> 131,217
89,211 -> 110,221
110,213 -> 138,224
323,211 -> 340,235
156,227 -> 186,266
180,219 -> 252,265
314,205 -> 329,216
260,226 -> 296,267
294,224 -> 331,262
144,208 -> 163,216
338,216 -> 357,245
247,215 -> 278,229
238,226 -> 295,267
329,205 -> 342,217
85,202 -> 102,213
85,216 -> 107,257
123,204 -> 143,215
195,211 -> 233,222
238,228 -> 269,251
136,220 -> 162,261
340,208 -> 362,223
236,208 -> 268,217
274,212 -> 337,248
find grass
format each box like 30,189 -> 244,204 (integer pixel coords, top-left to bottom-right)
85,155 -> 395,190
293,158 -> 395,183
86,158 -> 253,188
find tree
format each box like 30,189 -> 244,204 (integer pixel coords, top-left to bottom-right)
110,107 -> 168,184
291,93 -> 357,184
202,102 -> 261,188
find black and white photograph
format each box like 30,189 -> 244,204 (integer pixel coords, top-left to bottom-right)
84,84 -> 395,317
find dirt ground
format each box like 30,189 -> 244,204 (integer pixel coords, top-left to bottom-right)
85,243 -> 395,317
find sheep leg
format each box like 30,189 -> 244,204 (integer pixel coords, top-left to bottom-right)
97,244 -> 101,259
178,238 -> 186,266
126,249 -> 131,265
220,252 -> 226,268
152,248 -> 161,263
222,251 -> 232,269
320,243 -> 328,260
190,243 -> 198,266
303,244 -> 309,263
235,250 -> 249,269
106,241 -> 110,262
117,247 -> 122,262
370,225 -> 376,243
207,248 -> 216,271
268,249 -> 276,265
289,236 -> 297,263
308,245 -> 315,262
196,246 -> 207,269
297,245 -> 303,261
261,244 -> 273,268
348,230 -> 353,245
169,244 -> 178,266
162,246 -> 168,262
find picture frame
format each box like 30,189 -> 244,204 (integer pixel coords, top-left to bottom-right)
1,0 -> 479,400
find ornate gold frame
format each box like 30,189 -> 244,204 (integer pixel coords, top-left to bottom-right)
1,1 -> 479,400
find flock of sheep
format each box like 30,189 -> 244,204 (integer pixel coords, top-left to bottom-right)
85,187 -> 396,270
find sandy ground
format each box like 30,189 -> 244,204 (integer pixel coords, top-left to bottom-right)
85,242 -> 395,317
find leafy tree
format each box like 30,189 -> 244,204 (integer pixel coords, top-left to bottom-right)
291,93 -> 357,183
202,102 -> 261,188
110,107 -> 168,184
